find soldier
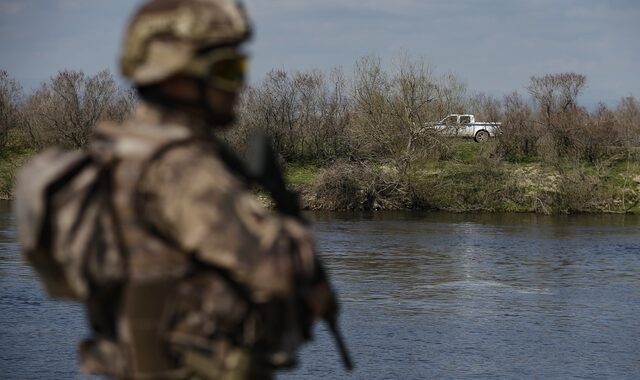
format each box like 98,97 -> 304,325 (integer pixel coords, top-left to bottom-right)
16,0 -> 342,379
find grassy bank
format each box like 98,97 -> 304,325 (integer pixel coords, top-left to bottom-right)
0,140 -> 33,200
3,138 -> 638,214
289,139 -> 640,214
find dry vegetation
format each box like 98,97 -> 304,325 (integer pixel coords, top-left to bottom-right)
0,69 -> 135,198
2,58 -> 639,212
224,56 -> 639,213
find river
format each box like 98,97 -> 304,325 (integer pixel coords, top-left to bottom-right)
1,201 -> 639,379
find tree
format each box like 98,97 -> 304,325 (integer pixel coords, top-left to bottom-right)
0,70 -> 22,149
615,96 -> 640,148
495,91 -> 538,160
22,70 -> 132,150
352,55 -> 448,167
387,54 -> 442,174
527,72 -> 587,156
241,70 -> 299,159
232,67 -> 353,163
351,55 -> 392,159
468,92 -> 502,123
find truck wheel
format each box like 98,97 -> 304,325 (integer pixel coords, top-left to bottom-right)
474,130 -> 490,143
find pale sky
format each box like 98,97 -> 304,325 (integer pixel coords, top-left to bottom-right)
1,0 -> 638,107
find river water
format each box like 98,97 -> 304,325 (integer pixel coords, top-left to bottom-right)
1,201 -> 639,379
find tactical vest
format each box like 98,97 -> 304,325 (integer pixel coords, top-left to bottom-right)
16,120 -> 253,379
83,121 -> 194,379
17,115 -> 317,379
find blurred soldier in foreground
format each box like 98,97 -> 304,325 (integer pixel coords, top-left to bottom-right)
15,0 -> 345,379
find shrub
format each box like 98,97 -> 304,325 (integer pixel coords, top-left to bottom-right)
305,162 -> 409,211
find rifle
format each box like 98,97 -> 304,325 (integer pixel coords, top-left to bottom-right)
245,130 -> 353,371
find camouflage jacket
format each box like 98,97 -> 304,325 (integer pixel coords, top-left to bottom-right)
80,103 -> 321,379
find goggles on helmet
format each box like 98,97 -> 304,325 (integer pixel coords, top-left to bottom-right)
182,48 -> 248,92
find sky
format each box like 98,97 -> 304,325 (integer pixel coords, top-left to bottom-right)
1,0 -> 638,107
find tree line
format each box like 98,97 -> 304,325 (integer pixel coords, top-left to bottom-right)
2,57 -> 639,211
2,56 -> 639,167
227,57 -> 639,168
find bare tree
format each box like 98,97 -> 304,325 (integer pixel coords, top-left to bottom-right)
351,55 -> 392,159
292,70 -> 324,159
316,68 -> 352,160
387,54 -> 441,174
351,54 -> 472,169
615,96 -> 640,148
527,72 -> 587,156
0,70 -> 22,149
434,73 -> 467,119
496,91 -> 538,160
232,68 -> 354,163
242,70 -> 299,159
22,69 -> 130,150
468,92 -> 502,123
580,103 -> 618,162
528,73 -> 586,120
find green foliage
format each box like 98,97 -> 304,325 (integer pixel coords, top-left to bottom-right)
447,138 -> 483,163
285,163 -> 320,186
409,159 -> 524,212
0,143 -> 34,199
300,141 -> 640,214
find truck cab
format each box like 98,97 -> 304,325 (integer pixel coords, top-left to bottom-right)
435,114 -> 500,143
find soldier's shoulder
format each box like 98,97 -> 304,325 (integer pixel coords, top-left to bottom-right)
152,140 -> 222,168
91,113 -> 197,164
143,139 -> 244,192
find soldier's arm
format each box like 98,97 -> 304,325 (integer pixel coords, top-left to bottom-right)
138,144 -> 317,302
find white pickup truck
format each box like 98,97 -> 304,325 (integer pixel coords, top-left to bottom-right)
434,114 -> 501,143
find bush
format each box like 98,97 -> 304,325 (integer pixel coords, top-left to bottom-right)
305,162 -> 409,211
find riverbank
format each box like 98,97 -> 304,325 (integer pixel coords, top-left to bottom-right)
0,143 -> 33,200
293,161 -> 640,214
289,140 -> 640,214
3,139 -> 639,214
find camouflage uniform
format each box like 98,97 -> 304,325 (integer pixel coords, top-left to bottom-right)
16,1 -> 336,379
77,101 -> 318,380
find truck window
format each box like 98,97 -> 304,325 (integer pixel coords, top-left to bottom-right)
444,116 -> 458,125
460,116 -> 471,124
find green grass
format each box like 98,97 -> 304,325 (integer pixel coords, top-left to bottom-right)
607,160 -> 640,185
0,144 -> 35,199
447,138 -> 483,163
0,129 -> 36,199
285,162 -> 320,185
281,148 -> 640,213
297,146 -> 640,213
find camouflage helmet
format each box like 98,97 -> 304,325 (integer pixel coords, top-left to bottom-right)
120,0 -> 252,86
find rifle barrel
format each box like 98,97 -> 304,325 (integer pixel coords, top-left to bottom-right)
327,318 -> 354,371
